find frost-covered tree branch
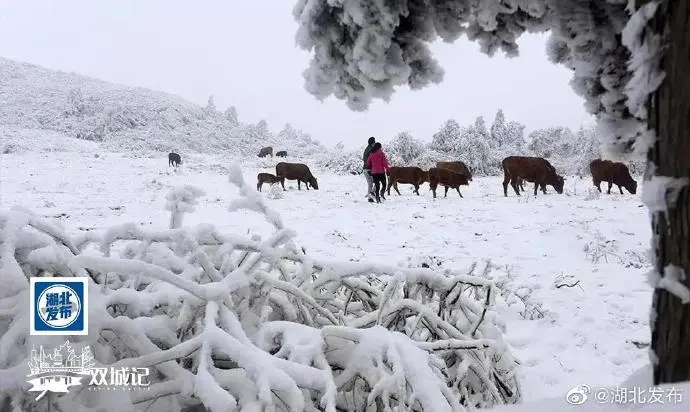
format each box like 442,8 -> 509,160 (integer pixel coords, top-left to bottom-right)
0,164 -> 521,411
293,0 -> 663,159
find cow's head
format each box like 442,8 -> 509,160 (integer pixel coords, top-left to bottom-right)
552,174 -> 565,194
308,177 -> 319,190
624,178 -> 638,195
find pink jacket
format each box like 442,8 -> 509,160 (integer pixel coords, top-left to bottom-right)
366,151 -> 391,174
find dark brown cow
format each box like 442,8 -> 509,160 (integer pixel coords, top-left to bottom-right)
436,161 -> 472,181
590,159 -> 637,194
386,167 -> 428,195
168,152 -> 181,167
502,156 -> 564,196
256,173 -> 282,191
427,167 -> 469,198
258,146 -> 273,158
276,150 -> 288,157
275,162 -> 319,190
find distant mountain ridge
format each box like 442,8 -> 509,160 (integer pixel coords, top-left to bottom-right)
0,57 -> 325,156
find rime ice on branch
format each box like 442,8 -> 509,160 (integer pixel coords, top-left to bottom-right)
293,0 -> 663,159
0,165 -> 521,411
164,185 -> 205,229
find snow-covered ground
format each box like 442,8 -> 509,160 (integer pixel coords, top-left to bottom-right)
0,147 -> 653,403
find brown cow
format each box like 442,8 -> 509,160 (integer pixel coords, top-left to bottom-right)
258,146 -> 273,158
436,161 -> 472,181
256,173 -> 282,191
590,159 -> 637,194
502,156 -> 564,196
427,167 -> 469,198
275,162 -> 319,190
386,166 -> 428,195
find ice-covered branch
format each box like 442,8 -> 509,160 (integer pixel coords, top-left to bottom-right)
293,0 -> 665,163
0,164 -> 521,411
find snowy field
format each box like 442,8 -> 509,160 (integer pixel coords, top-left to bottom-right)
0,147 -> 653,403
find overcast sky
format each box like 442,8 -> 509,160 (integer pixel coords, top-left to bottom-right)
0,0 -> 593,149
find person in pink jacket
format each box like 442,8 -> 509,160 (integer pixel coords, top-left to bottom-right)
366,142 -> 391,203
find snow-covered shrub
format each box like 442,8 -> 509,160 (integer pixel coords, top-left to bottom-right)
266,183 -> 284,199
414,148 -> 452,170
312,150 -> 361,175
386,131 -> 425,164
0,164 -> 521,411
584,187 -> 601,201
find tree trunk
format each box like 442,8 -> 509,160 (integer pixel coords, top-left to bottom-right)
647,0 -> 690,384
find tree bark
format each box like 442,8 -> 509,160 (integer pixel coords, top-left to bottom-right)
647,0 -> 690,384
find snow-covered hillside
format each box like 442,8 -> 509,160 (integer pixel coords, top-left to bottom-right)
0,145 -> 656,410
0,57 -> 326,157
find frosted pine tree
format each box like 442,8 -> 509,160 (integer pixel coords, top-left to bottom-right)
573,126 -> 601,176
224,106 -> 238,126
457,124 -> 492,175
490,109 -> 508,148
65,88 -> 86,116
430,119 -> 462,155
250,119 -> 270,142
203,95 -> 217,118
506,120 -> 527,152
388,131 -> 425,164
277,123 -> 297,141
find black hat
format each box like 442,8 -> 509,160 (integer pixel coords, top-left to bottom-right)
368,137 -> 375,145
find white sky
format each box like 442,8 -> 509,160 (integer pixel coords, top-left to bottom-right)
0,0 -> 593,150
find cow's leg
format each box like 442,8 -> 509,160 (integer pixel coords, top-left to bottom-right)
394,182 -> 402,195
618,185 -> 624,194
280,178 -> 286,191
305,179 -> 310,190
413,184 -> 419,195
502,174 -> 511,197
456,187 -> 463,198
257,181 -> 262,191
607,181 -> 613,194
386,179 -> 393,195
444,186 -> 449,198
431,184 -> 437,199
541,184 -> 547,194
509,178 -> 521,196
593,178 -> 602,192
508,177 -> 520,196
534,182 -> 539,196
298,180 -> 302,190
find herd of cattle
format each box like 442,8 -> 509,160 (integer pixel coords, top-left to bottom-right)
257,146 -> 287,158
167,152 -> 638,199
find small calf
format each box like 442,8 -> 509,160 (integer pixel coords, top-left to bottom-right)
257,172 -> 282,191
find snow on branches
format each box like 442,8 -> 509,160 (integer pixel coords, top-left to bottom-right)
0,165 -> 521,411
293,0 -> 666,161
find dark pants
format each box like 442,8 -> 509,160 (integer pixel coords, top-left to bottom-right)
372,173 -> 386,202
